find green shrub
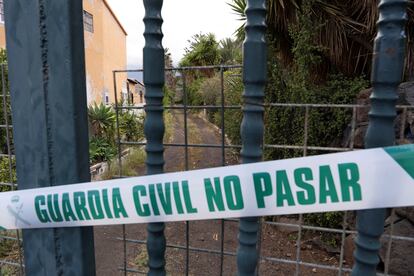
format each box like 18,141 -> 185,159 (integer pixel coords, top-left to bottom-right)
102,148 -> 146,179
199,75 -> 221,122
89,137 -> 116,164
0,157 -> 16,192
119,111 -> 144,142
88,102 -> 116,140
304,212 -> 344,229
213,70 -> 243,145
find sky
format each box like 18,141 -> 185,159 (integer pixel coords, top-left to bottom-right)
107,0 -> 241,70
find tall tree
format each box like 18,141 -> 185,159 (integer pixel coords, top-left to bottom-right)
180,33 -> 221,76
164,48 -> 176,91
219,37 -> 242,65
229,0 -> 414,78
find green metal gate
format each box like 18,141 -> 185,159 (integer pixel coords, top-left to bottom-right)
0,0 -> 412,275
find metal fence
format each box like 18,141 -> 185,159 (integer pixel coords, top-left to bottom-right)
1,0 -> 412,275
2,65 -> 414,275
108,64 -> 414,275
0,63 -> 24,275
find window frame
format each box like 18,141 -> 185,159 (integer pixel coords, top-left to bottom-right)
0,0 -> 4,24
83,10 -> 93,33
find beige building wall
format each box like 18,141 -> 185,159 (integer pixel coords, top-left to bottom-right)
0,26 -> 5,49
127,79 -> 145,105
0,0 -> 127,106
83,0 -> 127,105
101,2 -> 127,105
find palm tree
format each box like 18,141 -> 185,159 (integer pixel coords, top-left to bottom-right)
229,0 -> 414,78
87,103 -> 116,139
220,38 -> 242,65
180,33 -> 221,78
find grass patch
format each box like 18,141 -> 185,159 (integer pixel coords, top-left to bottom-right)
0,231 -> 22,275
127,244 -> 148,273
102,148 -> 146,180
163,110 -> 174,144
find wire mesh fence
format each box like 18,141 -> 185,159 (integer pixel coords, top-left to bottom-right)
0,63 -> 24,275
104,65 -> 414,275
1,63 -> 413,275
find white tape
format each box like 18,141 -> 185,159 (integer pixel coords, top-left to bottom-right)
1,144 -> 413,230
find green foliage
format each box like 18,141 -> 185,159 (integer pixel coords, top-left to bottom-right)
119,111 -> 144,142
230,0 -> 414,78
304,212 -> 344,229
219,38 -> 242,65
227,0 -> 246,40
199,76 -> 221,121
185,78 -> 204,106
0,50 -> 12,159
263,6 -> 368,161
180,33 -> 221,71
89,137 -> 116,164
163,86 -> 174,106
88,103 -> 116,140
0,157 -> 16,192
87,103 -> 118,165
102,148 -> 146,180
214,70 -> 243,145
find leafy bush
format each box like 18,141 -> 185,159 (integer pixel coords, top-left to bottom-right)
304,212 -> 344,229
199,76 -> 221,121
119,111 -> 144,142
0,157 -> 16,192
213,70 -> 243,145
102,148 -> 146,180
185,77 -> 204,106
89,137 -> 116,164
263,6 -> 368,161
88,102 -> 116,140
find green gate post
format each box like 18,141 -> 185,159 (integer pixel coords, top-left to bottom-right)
143,0 -> 166,275
352,0 -> 407,275
237,0 -> 267,275
4,0 -> 96,275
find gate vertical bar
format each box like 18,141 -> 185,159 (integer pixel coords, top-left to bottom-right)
143,1 -> 166,275
237,0 -> 267,275
4,0 -> 96,275
352,0 -> 407,275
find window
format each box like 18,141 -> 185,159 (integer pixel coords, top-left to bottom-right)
104,91 -> 109,105
83,10 -> 93,33
0,0 -> 4,24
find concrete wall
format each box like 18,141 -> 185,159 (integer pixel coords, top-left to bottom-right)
0,0 -> 127,105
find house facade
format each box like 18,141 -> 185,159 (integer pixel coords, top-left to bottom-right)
126,78 -> 145,106
0,0 -> 128,106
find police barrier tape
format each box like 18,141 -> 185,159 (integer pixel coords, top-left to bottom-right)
1,144 -> 414,230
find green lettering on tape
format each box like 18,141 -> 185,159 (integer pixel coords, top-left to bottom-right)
224,175 -> 244,210
253,172 -> 272,209
204,177 -> 225,212
276,170 -> 295,207
319,165 -> 339,203
62,193 -> 77,221
294,168 -> 316,205
338,163 -> 362,202
35,195 -> 50,223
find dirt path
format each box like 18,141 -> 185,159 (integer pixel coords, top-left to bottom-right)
94,111 -> 346,275
94,110 -> 234,275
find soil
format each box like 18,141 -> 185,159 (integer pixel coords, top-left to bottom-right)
94,111 -> 351,275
